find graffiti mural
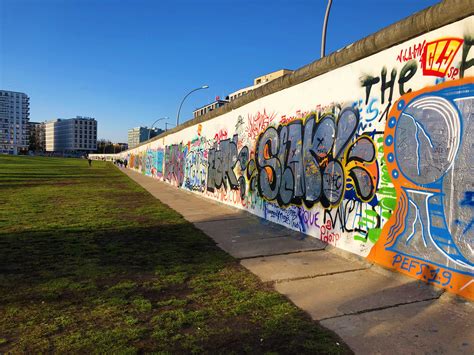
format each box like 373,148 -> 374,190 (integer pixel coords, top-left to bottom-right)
369,78 -> 474,298
207,134 -> 244,193
184,137 -> 208,192
92,19 -> 474,299
253,108 -> 378,208
164,143 -> 185,186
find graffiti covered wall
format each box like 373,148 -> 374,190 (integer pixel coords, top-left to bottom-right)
94,17 -> 474,299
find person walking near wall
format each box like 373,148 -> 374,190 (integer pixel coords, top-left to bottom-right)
88,158 -> 92,167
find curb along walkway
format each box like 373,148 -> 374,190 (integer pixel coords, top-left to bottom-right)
121,168 -> 473,354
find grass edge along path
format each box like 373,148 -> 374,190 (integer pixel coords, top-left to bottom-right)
0,156 -> 351,354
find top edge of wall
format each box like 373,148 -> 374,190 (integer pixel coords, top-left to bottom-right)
130,0 -> 474,152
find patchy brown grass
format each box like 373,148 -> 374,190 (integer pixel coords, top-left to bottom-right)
0,156 -> 351,354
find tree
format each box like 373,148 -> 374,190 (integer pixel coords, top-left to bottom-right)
96,139 -> 112,154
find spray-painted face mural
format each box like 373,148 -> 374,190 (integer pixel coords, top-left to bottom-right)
98,20 -> 474,299
369,79 -> 473,298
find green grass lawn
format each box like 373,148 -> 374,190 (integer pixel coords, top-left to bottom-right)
0,155 -> 351,354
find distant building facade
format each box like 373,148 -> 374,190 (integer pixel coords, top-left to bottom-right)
191,69 -> 294,120
45,116 -> 97,152
228,86 -> 254,102
193,98 -> 229,119
28,121 -> 46,151
0,90 -> 30,154
127,127 -> 163,149
253,69 -> 292,85
228,69 -> 293,102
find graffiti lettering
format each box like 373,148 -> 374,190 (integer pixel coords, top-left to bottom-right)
246,109 -> 276,140
254,108 -> 378,208
460,36 -> 474,78
396,40 -> 426,63
392,254 -> 453,287
421,37 -> 463,77
207,134 -> 249,199
264,202 -> 303,232
361,61 -> 418,105
164,143 -> 185,186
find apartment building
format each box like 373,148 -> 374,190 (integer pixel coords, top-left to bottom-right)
127,127 -> 163,149
253,69 -> 293,85
28,121 -> 46,151
0,90 -> 30,154
45,116 -> 97,152
193,98 -> 229,118
228,69 -> 293,102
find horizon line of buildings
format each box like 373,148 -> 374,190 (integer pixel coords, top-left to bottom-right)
1,89 -> 100,155
2,69 -> 292,155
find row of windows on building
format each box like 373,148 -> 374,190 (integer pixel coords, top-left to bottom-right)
192,69 -> 293,119
4,117 -> 28,124
0,90 -> 30,154
228,90 -> 251,102
0,91 -> 28,97
75,120 -> 94,124
193,100 -> 228,118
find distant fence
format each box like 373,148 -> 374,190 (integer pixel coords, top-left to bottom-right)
91,1 -> 474,299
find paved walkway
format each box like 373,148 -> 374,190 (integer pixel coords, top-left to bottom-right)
121,168 -> 473,354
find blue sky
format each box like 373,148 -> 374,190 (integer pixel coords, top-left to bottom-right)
1,0 -> 440,142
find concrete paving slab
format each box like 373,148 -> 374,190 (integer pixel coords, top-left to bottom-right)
155,192 -> 205,203
275,269 -> 443,320
167,205 -> 242,219
241,250 -> 369,282
124,176 -> 247,222
320,294 -> 474,354
218,236 -> 326,259
169,200 -> 244,217
183,212 -> 250,223
195,217 -> 296,240
171,202 -> 245,215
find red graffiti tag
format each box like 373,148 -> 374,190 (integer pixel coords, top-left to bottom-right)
214,128 -> 228,143
246,109 -> 276,140
396,40 -> 426,63
421,37 -> 463,77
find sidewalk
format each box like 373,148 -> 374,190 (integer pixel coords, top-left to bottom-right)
121,168 -> 473,354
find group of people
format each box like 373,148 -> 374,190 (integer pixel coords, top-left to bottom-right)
113,158 -> 128,168
85,156 -> 128,168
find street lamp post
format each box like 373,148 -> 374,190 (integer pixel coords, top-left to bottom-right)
165,122 -> 175,131
321,0 -> 333,58
176,85 -> 209,126
148,117 -> 168,141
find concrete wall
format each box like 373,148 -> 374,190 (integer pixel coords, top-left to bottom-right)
92,7 -> 474,299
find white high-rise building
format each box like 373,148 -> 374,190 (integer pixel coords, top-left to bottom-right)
45,116 -> 97,152
0,90 -> 30,155
127,127 -> 162,149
